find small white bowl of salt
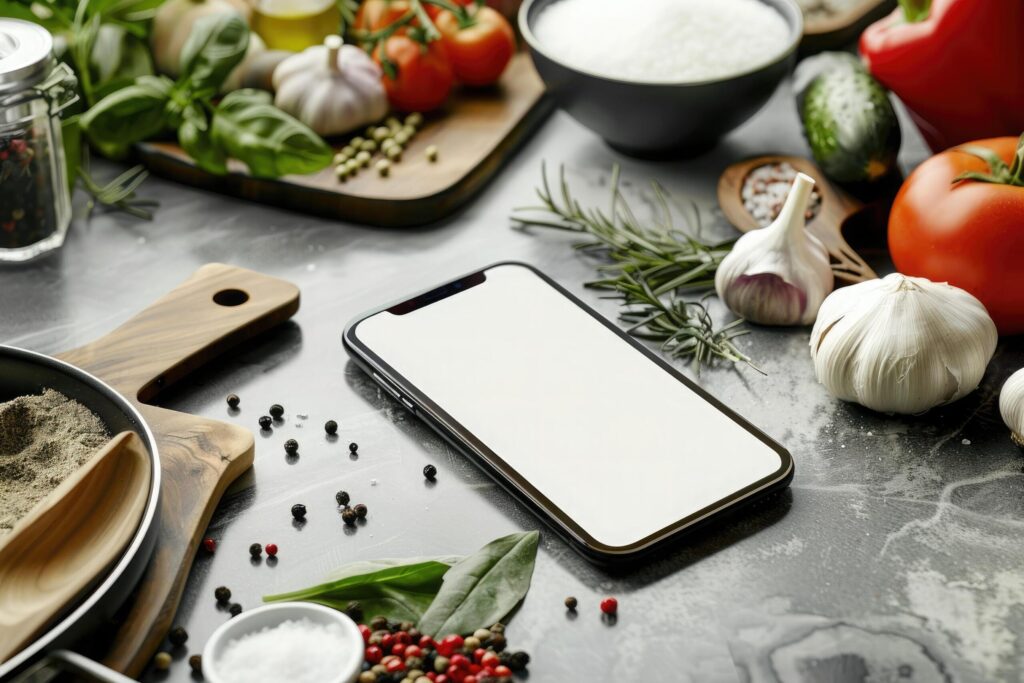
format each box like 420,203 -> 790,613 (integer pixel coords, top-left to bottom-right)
203,602 -> 365,683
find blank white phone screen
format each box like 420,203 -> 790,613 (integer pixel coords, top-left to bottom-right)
355,264 -> 785,549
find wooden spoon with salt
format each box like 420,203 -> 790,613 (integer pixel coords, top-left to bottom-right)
0,431 -> 151,663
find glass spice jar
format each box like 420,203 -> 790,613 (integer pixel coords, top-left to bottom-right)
0,20 -> 78,263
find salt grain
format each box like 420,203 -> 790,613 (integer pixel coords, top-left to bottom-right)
534,0 -> 790,83
217,618 -> 350,683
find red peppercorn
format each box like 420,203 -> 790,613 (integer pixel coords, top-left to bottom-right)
365,645 -> 383,664
392,643 -> 406,658
472,648 -> 485,663
437,634 -> 464,656
493,665 -> 512,677
480,651 -> 499,668
359,624 -> 371,643
449,654 -> 470,670
394,631 -> 411,645
469,663 -> 481,674
382,633 -> 395,650
464,676 -> 477,683
265,543 -> 278,557
202,537 -> 216,553
405,645 -> 422,658
436,676 -> 448,683
447,669 -> 467,683
600,597 -> 618,615
427,673 -> 437,681
419,635 -> 435,649
385,658 -> 405,673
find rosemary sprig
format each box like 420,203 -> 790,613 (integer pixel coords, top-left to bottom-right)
79,163 -> 157,220
512,163 -> 757,372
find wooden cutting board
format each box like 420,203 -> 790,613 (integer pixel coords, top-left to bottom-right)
57,264 -> 300,677
137,54 -> 552,227
800,0 -> 895,53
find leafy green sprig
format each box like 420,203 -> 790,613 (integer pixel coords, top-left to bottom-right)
512,164 -> 757,372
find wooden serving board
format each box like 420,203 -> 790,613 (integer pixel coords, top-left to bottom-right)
137,54 -> 552,227
800,0 -> 895,53
57,264 -> 300,677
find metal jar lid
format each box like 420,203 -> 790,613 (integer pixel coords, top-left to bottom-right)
0,19 -> 55,95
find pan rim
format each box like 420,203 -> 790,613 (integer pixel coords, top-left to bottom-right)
0,344 -> 162,678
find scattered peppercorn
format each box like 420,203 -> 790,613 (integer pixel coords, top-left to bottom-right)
169,626 -> 188,648
284,438 -> 299,455
259,415 -> 272,430
249,543 -> 262,558
202,537 -> 216,553
266,543 -> 278,557
354,503 -> 368,519
336,490 -> 350,506
215,586 -> 231,603
564,596 -> 578,610
291,503 -> 307,520
226,394 -> 240,409
425,145 -> 439,162
349,442 -> 359,453
269,404 -> 284,418
600,597 -> 618,615
188,654 -> 202,674
342,507 -> 358,526
325,419 -> 338,435
422,464 -> 437,481
346,600 -> 364,622
490,622 -> 505,634
229,603 -> 243,617
489,632 -> 507,651
153,652 -> 172,671
507,650 -> 530,671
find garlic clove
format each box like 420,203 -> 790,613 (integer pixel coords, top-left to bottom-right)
999,369 -> 1024,446
715,173 -> 834,326
810,273 -> 998,414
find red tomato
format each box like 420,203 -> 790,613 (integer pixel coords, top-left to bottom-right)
376,35 -> 454,112
889,137 -> 1024,334
355,0 -> 411,31
434,6 -> 515,86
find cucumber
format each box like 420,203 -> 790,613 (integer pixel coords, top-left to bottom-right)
797,52 -> 901,184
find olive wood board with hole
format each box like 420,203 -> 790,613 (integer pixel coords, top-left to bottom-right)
800,0 -> 896,53
56,263 -> 300,677
717,154 -> 878,285
136,54 -> 552,227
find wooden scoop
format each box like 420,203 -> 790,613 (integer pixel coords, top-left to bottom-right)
718,155 -> 878,285
0,432 -> 150,663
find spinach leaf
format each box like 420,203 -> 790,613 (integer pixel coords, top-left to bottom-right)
264,560 -> 456,624
80,75 -> 173,157
211,89 -> 332,178
179,13 -> 249,95
418,531 -> 540,637
178,104 -> 227,175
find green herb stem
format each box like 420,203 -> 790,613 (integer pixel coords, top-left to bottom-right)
898,0 -> 932,23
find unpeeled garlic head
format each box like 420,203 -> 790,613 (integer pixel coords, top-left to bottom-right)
810,274 -> 997,414
715,172 -> 833,325
1000,369 -> 1024,446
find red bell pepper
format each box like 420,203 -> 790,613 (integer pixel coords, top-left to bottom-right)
859,0 -> 1024,152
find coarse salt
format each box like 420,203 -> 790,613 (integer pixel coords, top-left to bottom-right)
534,0 -> 790,83
217,618 -> 350,683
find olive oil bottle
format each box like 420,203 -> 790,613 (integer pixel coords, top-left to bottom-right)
252,0 -> 341,51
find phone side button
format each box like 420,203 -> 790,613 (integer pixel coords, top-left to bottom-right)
399,396 -> 417,413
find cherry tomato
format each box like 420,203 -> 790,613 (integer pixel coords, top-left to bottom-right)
376,35 -> 454,112
355,0 -> 412,31
434,6 -> 515,86
888,137 -> 1024,334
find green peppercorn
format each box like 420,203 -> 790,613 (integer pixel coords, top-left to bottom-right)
351,136 -> 365,147
393,131 -> 410,146
472,628 -> 491,641
249,543 -> 262,558
386,116 -> 402,131
333,152 -> 348,165
336,490 -> 350,506
345,159 -> 360,175
341,145 -> 356,157
564,596 -> 578,610
269,404 -> 284,418
291,503 -> 307,520
229,603 -> 243,617
386,146 -> 402,161
359,671 -> 377,683
153,652 -> 172,671
425,145 -> 439,163
405,112 -> 423,128
356,150 -> 372,167
215,586 -> 231,603
433,656 -> 450,674
325,419 -> 338,435
169,626 -> 188,647
284,439 -> 299,454
376,159 -> 391,177
373,126 -> 391,142
258,415 -> 272,430
463,636 -> 481,651
342,507 -> 358,526
188,654 -> 202,674
360,139 -> 378,153
335,165 -> 349,181
226,394 -> 240,408
405,657 -> 423,671
354,503 -> 368,519
490,622 -> 506,634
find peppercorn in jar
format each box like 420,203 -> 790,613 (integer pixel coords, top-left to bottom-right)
0,20 -> 78,262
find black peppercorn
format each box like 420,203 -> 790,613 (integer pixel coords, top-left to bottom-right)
349,442 -> 358,453
335,490 -> 350,506
489,632 -> 507,651
226,394 -> 240,408
423,464 -> 437,481
342,507 -> 358,526
325,420 -> 338,435
269,404 -> 284,418
229,603 -> 242,617
346,600 -> 364,622
188,654 -> 202,674
249,543 -> 262,558
169,626 -> 188,647
564,596 -> 578,610
214,586 -> 231,603
370,616 -> 389,631
291,503 -> 307,520
284,439 -> 299,454
507,650 -> 529,671
259,415 -> 272,430
354,503 -> 368,519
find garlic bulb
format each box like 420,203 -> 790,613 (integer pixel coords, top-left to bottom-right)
715,173 -> 833,325
273,35 -> 388,137
810,274 -> 998,414
999,370 -> 1024,446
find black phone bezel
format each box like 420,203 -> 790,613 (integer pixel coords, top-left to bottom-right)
342,261 -> 794,563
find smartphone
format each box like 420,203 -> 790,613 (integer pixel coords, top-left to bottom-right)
343,262 -> 792,562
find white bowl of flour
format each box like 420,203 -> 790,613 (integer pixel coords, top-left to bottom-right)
203,602 -> 365,683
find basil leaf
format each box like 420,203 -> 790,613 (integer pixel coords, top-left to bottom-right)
179,13 -> 249,95
211,89 -> 332,178
264,560 -> 456,624
89,24 -> 153,100
418,531 -> 540,637
179,105 -> 227,175
81,75 -> 173,158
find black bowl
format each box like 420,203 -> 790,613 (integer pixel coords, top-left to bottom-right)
519,0 -> 804,157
